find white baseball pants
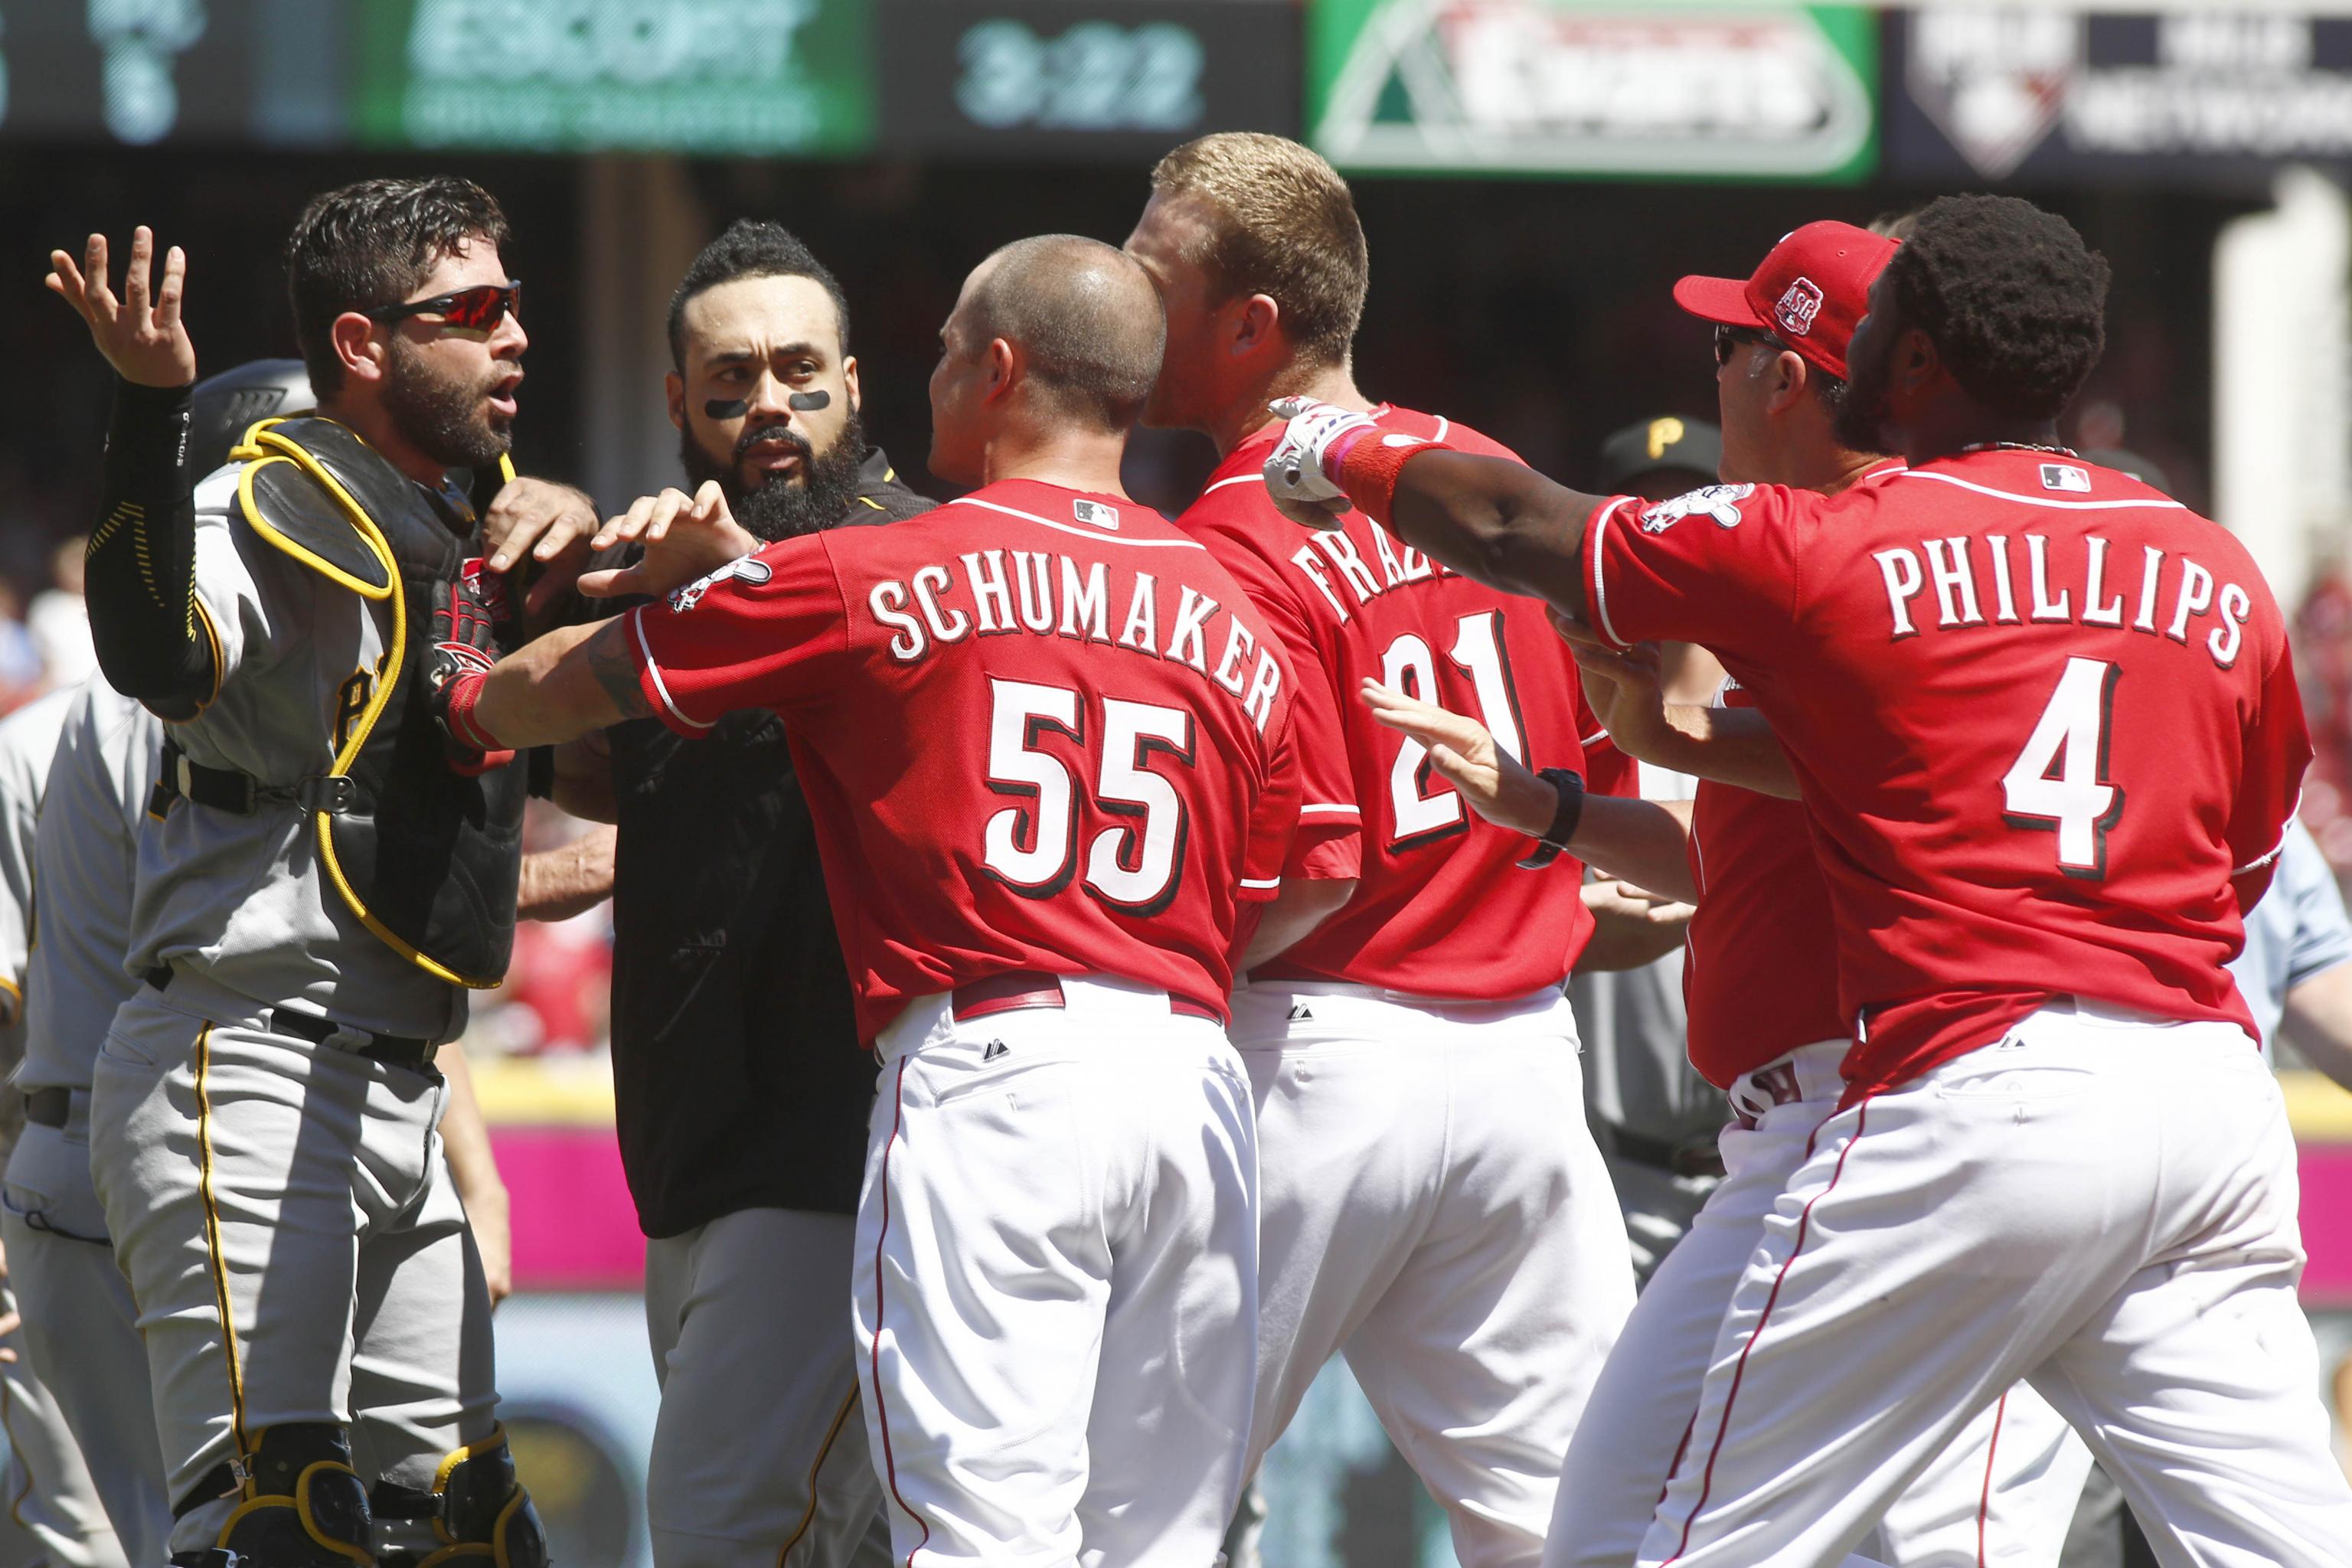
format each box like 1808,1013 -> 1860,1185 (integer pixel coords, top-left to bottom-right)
90,981 -> 498,1554
853,979 -> 1256,1568
1617,1002 -> 2352,1567
3,1105 -> 171,1568
645,1207 -> 888,1568
1230,981 -> 1635,1568
1550,1039 -> 2096,1568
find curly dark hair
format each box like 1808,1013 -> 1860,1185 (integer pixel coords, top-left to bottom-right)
284,176 -> 510,398
667,220 -> 852,370
1883,194 -> 2109,422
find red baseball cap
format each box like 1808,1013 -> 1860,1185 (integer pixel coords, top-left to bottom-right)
1672,220 -> 1898,381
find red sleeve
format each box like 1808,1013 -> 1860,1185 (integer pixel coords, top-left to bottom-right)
626,538 -> 849,737
1187,511 -> 1360,881
1583,482 -> 1817,663
2228,638 -> 2315,900
1240,703 -> 1305,904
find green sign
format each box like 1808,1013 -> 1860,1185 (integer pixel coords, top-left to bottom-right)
354,0 -> 874,155
1308,0 -> 1878,181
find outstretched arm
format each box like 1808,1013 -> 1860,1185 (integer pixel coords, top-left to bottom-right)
445,618 -> 651,752
51,230 -> 215,717
1262,399 -> 1612,619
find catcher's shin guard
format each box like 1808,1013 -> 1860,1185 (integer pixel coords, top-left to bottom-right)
418,1428 -> 547,1568
213,1424 -> 374,1566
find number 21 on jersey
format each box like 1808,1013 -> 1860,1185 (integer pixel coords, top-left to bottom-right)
2001,656 -> 2125,878
1383,609 -> 1527,851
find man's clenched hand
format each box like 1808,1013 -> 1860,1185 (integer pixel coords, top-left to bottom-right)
47,228 -> 197,388
423,568 -> 513,772
1262,396 -> 1379,528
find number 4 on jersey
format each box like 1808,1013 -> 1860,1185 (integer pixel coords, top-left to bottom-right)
2001,656 -> 2125,878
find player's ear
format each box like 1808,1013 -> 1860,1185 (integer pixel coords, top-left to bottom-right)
331,312 -> 386,387
1898,326 -> 1940,396
844,355 -> 862,416
1765,351 -> 1808,416
1232,293 -> 1280,359
664,371 -> 686,432
985,337 -> 1017,403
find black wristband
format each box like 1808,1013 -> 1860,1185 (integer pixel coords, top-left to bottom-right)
105,377 -> 195,493
1514,767 -> 1586,871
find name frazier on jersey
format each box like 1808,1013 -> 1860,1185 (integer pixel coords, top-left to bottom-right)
1871,530 -> 2256,668
1287,521 -> 1449,621
866,546 -> 1285,733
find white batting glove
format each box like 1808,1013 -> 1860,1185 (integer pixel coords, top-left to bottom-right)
1262,396 -> 1380,528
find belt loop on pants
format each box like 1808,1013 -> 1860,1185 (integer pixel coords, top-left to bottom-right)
24,1087 -> 70,1130
950,970 -> 1223,1024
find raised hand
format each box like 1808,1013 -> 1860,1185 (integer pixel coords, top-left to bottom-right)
577,481 -> 763,601
46,227 -> 196,388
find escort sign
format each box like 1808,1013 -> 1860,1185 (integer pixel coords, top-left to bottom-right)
1890,7 -> 2352,183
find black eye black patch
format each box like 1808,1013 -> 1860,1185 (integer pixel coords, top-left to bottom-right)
788,390 -> 831,411
704,398 -> 750,420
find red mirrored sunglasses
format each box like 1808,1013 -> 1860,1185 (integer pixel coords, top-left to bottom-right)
366,280 -> 521,333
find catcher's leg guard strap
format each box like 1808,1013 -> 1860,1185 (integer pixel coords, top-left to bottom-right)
215,1423 -> 374,1566
419,1428 -> 548,1568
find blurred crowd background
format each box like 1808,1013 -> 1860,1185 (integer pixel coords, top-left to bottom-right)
8,2 -> 2352,1563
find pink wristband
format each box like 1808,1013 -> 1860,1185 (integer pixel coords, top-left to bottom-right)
1329,430 -> 1455,526
443,670 -> 504,753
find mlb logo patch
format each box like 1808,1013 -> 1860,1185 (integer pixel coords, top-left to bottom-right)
1773,278 -> 1824,338
1073,498 -> 1120,531
2040,463 -> 2091,493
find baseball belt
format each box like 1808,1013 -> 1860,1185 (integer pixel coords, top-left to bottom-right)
144,966 -> 438,1076
952,970 -> 1223,1024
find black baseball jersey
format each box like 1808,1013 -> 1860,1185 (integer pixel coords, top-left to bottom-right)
602,449 -> 931,1235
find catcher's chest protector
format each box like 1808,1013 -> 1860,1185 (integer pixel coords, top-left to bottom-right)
232,416 -> 524,988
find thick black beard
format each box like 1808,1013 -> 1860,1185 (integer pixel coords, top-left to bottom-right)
1834,347 -> 1893,453
382,336 -> 514,469
678,410 -> 868,542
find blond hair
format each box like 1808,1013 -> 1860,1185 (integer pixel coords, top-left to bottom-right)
1149,132 -> 1367,367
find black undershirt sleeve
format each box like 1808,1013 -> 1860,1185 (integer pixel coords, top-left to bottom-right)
90,377 -> 214,719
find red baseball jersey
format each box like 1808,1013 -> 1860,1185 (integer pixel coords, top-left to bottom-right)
626,477 -> 1304,1044
1683,678 -> 1847,1086
1182,407 -> 1625,999
1584,449 -> 2310,1097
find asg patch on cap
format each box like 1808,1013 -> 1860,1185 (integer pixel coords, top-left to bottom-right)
1774,277 -> 1826,338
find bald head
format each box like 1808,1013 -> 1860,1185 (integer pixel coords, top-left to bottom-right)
956,235 -> 1165,432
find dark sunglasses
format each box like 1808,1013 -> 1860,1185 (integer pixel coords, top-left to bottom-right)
1713,322 -> 1785,365
366,280 -> 521,333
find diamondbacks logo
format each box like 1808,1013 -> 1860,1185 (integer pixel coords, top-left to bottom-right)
667,554 -> 773,613
1773,277 -> 1825,337
1638,483 -> 1753,533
